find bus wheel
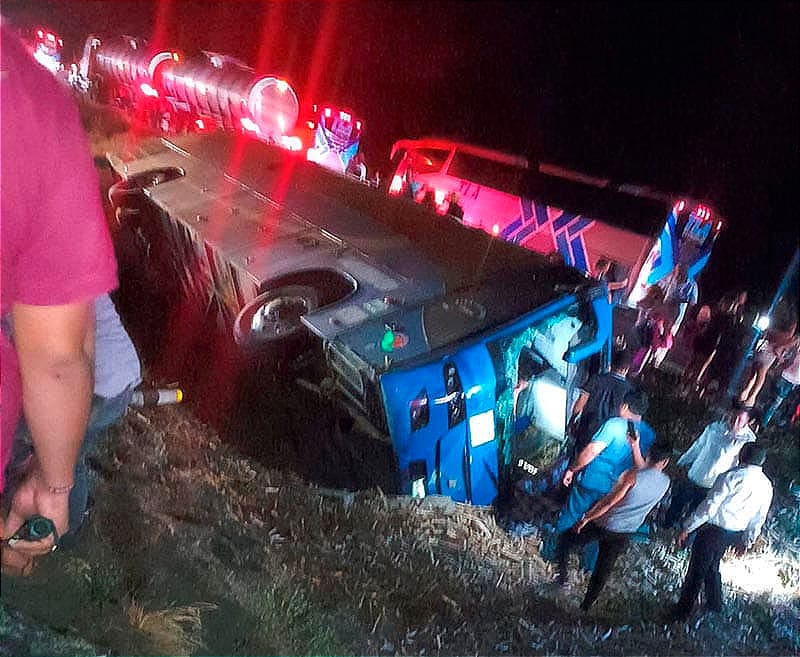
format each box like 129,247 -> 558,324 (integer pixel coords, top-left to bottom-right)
233,285 -> 319,355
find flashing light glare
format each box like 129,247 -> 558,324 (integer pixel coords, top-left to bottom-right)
434,189 -> 446,205
388,174 -> 404,195
340,110 -> 351,122
140,83 -> 158,98
492,224 -> 500,235
37,30 -> 44,38
716,221 -> 723,230
195,118 -> 205,130
356,120 -> 362,130
280,135 -> 303,151
675,200 -> 686,213
58,39 -> 63,47
755,314 -> 771,331
277,114 -> 286,131
276,79 -> 289,93
172,52 -> 180,62
305,120 -> 315,130
46,33 -> 55,42
324,107 -> 331,117
240,117 -> 260,133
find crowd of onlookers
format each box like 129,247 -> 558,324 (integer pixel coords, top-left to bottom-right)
538,258 -> 795,622
618,260 -> 799,428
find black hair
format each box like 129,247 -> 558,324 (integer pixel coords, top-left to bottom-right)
739,442 -> 766,467
611,348 -> 632,372
623,387 -> 649,416
646,442 -> 672,464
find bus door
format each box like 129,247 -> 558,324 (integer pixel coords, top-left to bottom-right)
381,342 -> 499,505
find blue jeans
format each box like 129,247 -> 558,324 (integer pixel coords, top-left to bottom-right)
6,386 -> 134,534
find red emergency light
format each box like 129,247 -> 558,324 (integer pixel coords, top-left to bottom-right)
37,29 -> 44,38
388,174 -> 404,195
324,107 -> 331,118
674,200 -> 686,213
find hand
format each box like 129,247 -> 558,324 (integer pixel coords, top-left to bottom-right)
574,516 -> 588,534
675,530 -> 689,549
562,468 -> 574,487
3,465 -> 70,559
627,428 -> 640,447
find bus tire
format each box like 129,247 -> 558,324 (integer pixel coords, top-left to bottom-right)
233,285 -> 319,356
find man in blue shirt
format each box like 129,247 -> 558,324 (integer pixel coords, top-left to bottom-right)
557,388 -> 655,534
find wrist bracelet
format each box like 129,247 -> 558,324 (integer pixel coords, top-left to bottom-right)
46,483 -> 74,495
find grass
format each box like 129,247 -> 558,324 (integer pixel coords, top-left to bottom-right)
249,572 -> 350,656
126,599 -> 217,656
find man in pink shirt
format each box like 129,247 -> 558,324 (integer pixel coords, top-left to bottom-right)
1,22 -> 117,574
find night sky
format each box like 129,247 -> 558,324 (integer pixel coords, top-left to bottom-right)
3,1 -> 798,308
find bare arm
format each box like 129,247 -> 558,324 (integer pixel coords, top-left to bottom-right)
6,301 -> 95,544
563,440 -> 607,486
569,390 -> 590,424
576,469 -> 637,531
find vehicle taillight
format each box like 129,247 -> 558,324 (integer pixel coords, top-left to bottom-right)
410,388 -> 430,431
443,362 -> 465,428
388,174 -> 404,195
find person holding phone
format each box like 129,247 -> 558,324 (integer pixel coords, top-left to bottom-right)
557,388 -> 655,535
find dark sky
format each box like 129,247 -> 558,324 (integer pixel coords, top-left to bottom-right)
3,1 -> 798,307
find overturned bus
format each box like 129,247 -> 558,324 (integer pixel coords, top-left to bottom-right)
106,132 -> 612,506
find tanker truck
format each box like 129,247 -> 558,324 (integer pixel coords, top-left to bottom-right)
75,36 -> 299,142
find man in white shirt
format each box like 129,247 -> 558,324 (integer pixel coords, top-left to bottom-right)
669,443 -> 772,621
663,406 -> 755,527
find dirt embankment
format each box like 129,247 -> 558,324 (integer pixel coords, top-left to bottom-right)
2,395 -> 798,656
2,103 -> 798,656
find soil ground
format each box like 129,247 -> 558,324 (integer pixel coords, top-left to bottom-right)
1,105 -> 798,656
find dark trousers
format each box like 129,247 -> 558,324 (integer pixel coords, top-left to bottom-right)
676,524 -> 744,616
663,478 -> 708,528
556,522 -> 630,609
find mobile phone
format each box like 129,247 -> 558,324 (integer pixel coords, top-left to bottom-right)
626,420 -> 638,441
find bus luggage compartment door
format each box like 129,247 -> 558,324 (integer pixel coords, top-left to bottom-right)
380,343 -> 498,506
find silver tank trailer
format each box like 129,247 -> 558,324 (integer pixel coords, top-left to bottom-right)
158,53 -> 299,140
86,36 -> 174,96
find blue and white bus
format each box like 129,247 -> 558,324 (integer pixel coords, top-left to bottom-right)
107,131 -> 612,506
